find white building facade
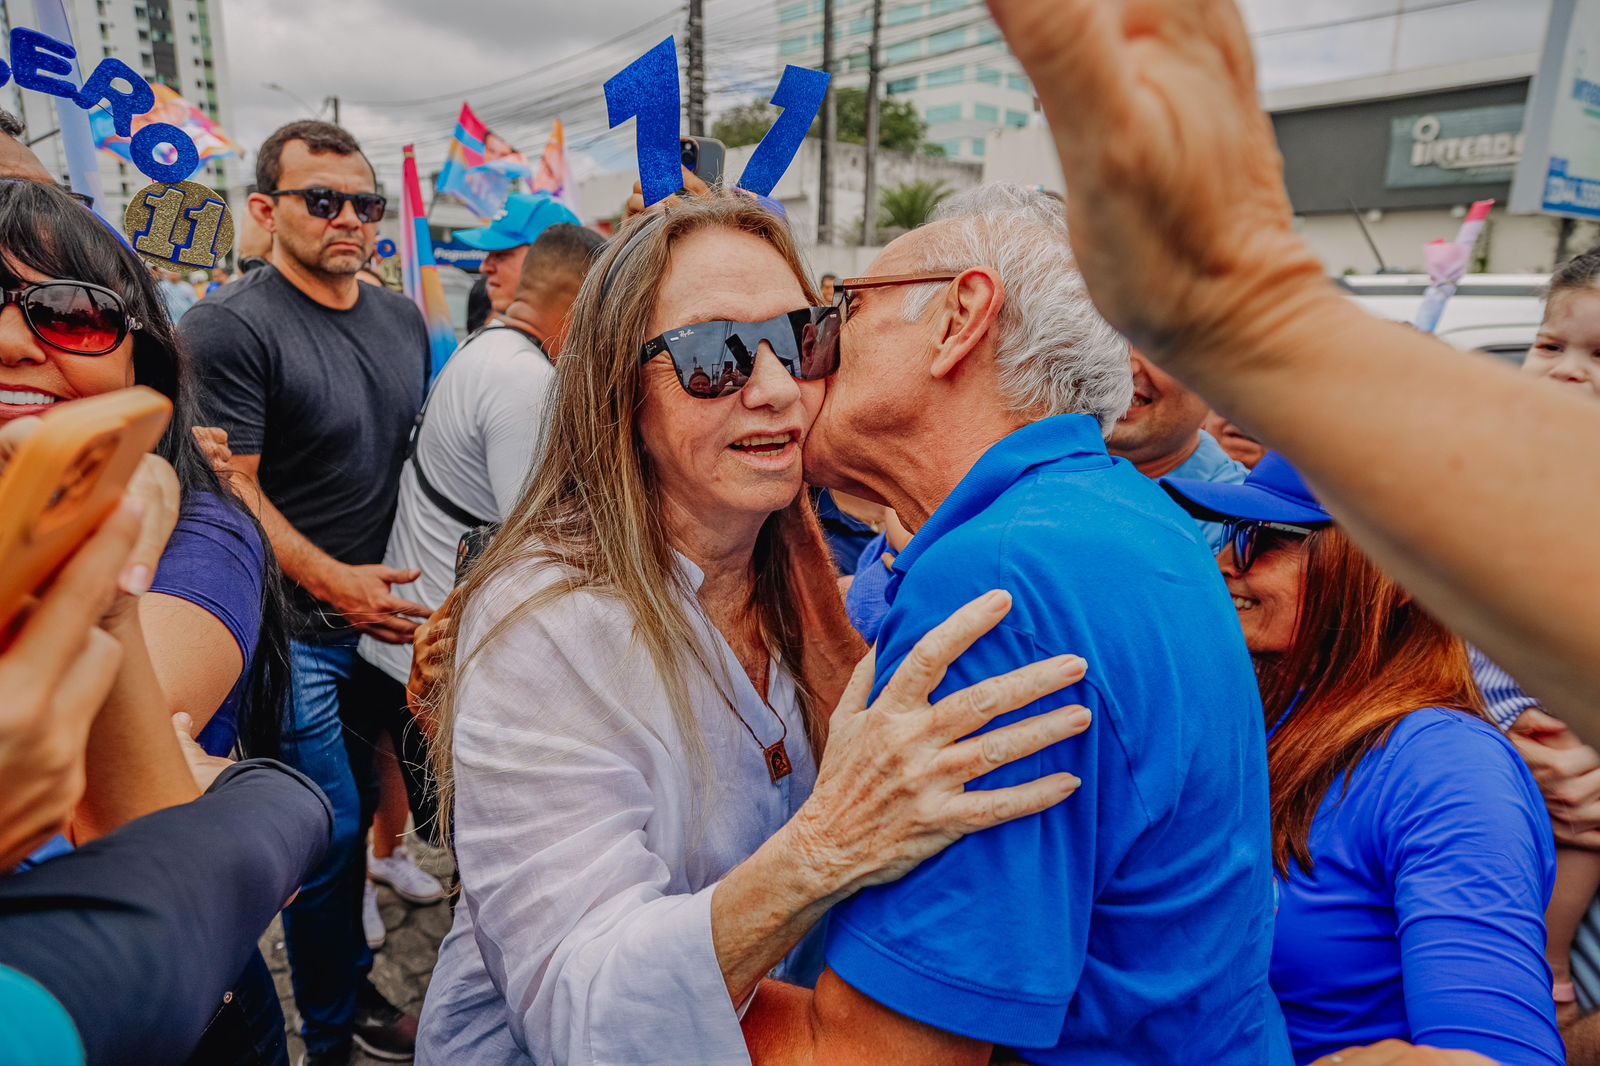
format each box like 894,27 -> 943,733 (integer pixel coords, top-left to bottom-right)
775,0 -> 1036,163
982,54 -> 1586,276
1,0 -> 239,221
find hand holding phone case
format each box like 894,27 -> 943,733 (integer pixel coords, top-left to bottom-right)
0,386 -> 172,633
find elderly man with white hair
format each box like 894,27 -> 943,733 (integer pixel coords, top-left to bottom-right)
743,184 -> 1291,1064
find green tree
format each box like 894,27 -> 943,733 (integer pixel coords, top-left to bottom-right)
710,88 -> 937,154
712,100 -> 780,148
879,179 -> 952,232
832,87 -> 929,153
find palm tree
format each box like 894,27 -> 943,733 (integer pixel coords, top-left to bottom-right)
878,180 -> 953,234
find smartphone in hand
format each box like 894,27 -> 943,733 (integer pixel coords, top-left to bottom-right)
0,386 -> 171,634
681,136 -> 726,187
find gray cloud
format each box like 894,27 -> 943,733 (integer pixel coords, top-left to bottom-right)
220,0 -> 709,184
218,0 -> 1551,187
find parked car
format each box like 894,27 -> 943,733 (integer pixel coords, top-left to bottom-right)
1337,273 -> 1546,366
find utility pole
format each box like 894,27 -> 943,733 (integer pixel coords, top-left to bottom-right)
862,0 -> 883,246
686,0 -> 706,136
329,96 -> 341,126
818,0 -> 836,244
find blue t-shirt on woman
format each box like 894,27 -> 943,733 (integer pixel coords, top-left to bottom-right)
148,491 -> 267,757
18,491 -> 267,872
1271,708 -> 1563,1065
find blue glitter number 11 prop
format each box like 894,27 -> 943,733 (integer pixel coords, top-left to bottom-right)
604,37 -> 683,209
738,66 -> 830,197
606,39 -> 830,209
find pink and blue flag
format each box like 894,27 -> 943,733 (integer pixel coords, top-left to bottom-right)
436,102 -> 534,219
90,83 -> 240,174
530,119 -> 580,216
402,145 -> 461,383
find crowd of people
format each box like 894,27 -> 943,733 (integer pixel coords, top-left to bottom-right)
5,0 -> 1600,1064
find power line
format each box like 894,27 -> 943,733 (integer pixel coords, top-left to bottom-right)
352,41 -> 672,142
352,13 -> 709,155
355,55 -> 648,151
362,0 -> 1497,189
347,8 -> 682,109
354,5 -> 783,151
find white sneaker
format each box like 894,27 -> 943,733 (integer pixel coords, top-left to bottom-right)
362,879 -> 386,950
368,846 -> 446,905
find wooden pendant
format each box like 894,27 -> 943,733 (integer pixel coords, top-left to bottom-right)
764,740 -> 793,784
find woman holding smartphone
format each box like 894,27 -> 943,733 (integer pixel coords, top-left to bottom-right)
0,182 -> 289,794
0,180 -> 294,1063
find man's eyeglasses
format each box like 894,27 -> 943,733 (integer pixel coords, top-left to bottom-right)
0,280 -> 141,356
1223,518 -> 1322,573
834,271 -> 962,324
267,187 -> 387,224
59,188 -> 94,210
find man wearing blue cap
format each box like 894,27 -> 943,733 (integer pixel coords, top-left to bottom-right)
454,192 -> 581,322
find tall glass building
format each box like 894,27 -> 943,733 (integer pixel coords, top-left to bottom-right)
1,0 -> 239,219
775,0 -> 1037,161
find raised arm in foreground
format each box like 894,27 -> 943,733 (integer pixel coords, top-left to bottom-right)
985,0 -> 1600,731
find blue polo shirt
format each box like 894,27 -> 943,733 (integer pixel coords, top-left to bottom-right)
823,414 -> 1289,1063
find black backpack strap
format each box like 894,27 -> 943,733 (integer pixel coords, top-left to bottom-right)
411,459 -> 494,530
405,324 -> 542,529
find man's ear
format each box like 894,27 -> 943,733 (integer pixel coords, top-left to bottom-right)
246,192 -> 276,235
929,267 -> 1003,380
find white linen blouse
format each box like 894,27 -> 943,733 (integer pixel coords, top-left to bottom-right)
416,551 -> 821,1066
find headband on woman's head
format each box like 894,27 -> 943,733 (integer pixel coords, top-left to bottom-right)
599,209 -> 668,302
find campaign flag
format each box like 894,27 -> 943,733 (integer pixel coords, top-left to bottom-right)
1413,199 -> 1495,333
33,0 -> 105,218
531,119 -> 581,216
90,83 -> 242,172
435,102 -> 535,219
402,145 -> 462,383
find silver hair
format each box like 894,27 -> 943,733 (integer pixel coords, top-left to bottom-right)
901,183 -> 1132,435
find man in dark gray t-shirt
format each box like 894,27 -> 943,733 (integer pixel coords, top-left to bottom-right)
187,264 -> 429,637
181,120 -> 429,1066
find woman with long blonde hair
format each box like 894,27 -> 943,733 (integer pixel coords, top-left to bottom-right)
417,193 -> 1092,1065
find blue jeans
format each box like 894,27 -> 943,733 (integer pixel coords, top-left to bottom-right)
279,639 -> 379,1055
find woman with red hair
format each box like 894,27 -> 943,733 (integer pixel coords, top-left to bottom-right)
1164,455 -> 1563,1066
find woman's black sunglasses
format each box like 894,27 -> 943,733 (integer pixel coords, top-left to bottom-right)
640,306 -> 842,398
1223,518 -> 1321,573
0,280 -> 141,356
268,187 -> 387,224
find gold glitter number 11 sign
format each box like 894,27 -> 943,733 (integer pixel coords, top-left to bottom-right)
123,180 -> 234,270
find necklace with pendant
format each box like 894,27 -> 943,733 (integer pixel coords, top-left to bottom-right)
726,681 -> 792,784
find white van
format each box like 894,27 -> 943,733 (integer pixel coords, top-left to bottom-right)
1338,274 -> 1547,365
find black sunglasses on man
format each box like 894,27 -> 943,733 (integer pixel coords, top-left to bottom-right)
267,187 -> 386,224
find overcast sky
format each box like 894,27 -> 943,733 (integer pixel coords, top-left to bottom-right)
216,0 -> 1554,188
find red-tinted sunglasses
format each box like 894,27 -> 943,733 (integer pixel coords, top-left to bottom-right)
0,280 -> 142,356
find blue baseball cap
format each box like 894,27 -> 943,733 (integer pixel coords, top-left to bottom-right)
453,192 -> 580,252
1160,452 -> 1333,527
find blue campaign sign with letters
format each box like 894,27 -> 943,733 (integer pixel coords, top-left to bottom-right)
0,26 -> 201,184
1511,0 -> 1600,220
433,236 -> 486,273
